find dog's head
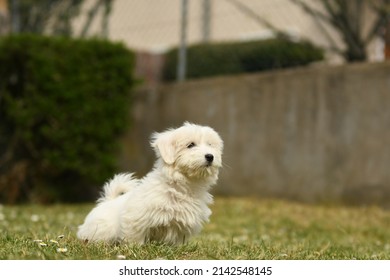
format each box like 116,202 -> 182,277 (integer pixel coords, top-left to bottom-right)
151,122 -> 223,181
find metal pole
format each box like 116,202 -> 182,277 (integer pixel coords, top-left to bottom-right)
177,0 -> 188,82
10,0 -> 20,33
202,0 -> 211,42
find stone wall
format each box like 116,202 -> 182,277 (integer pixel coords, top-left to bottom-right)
120,62 -> 390,207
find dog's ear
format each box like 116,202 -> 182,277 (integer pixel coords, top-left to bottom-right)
150,131 -> 176,164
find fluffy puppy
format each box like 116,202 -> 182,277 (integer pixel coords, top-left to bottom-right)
77,122 -> 223,245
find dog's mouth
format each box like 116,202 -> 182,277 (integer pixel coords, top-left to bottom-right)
175,153 -> 220,178
197,165 -> 215,177
181,161 -> 217,178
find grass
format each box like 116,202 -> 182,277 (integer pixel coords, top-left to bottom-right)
0,197 -> 389,260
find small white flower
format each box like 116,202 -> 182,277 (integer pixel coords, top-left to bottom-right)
49,239 -> 59,245
57,247 -> 68,253
30,215 -> 40,222
33,239 -> 43,243
38,242 -> 47,247
57,235 -> 65,239
116,255 -> 126,260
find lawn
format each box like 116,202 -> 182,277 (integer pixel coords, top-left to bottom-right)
0,197 -> 389,260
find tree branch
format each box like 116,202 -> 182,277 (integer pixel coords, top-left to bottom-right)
290,0 -> 343,54
80,0 -> 105,38
364,0 -> 390,44
225,0 -> 289,38
291,0 -> 332,23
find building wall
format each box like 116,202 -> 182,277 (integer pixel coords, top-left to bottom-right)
76,0 -> 383,63
120,62 -> 390,207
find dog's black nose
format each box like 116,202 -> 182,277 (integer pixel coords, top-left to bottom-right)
205,154 -> 214,163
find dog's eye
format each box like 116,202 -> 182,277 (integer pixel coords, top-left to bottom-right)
187,142 -> 196,148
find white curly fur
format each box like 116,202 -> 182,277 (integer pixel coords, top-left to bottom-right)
77,122 -> 223,245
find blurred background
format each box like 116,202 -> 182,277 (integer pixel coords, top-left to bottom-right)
0,0 -> 389,207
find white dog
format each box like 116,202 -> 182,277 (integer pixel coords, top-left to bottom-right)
77,122 -> 223,245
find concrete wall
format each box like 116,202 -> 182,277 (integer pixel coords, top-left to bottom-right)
120,62 -> 390,207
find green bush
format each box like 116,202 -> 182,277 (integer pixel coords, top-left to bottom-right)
0,35 -> 135,203
163,38 -> 324,81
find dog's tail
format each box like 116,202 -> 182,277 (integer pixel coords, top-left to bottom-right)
97,173 -> 138,203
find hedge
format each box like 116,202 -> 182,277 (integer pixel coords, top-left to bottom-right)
0,35 -> 135,203
163,38 -> 324,81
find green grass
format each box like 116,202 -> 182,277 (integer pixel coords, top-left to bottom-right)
0,197 -> 389,260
